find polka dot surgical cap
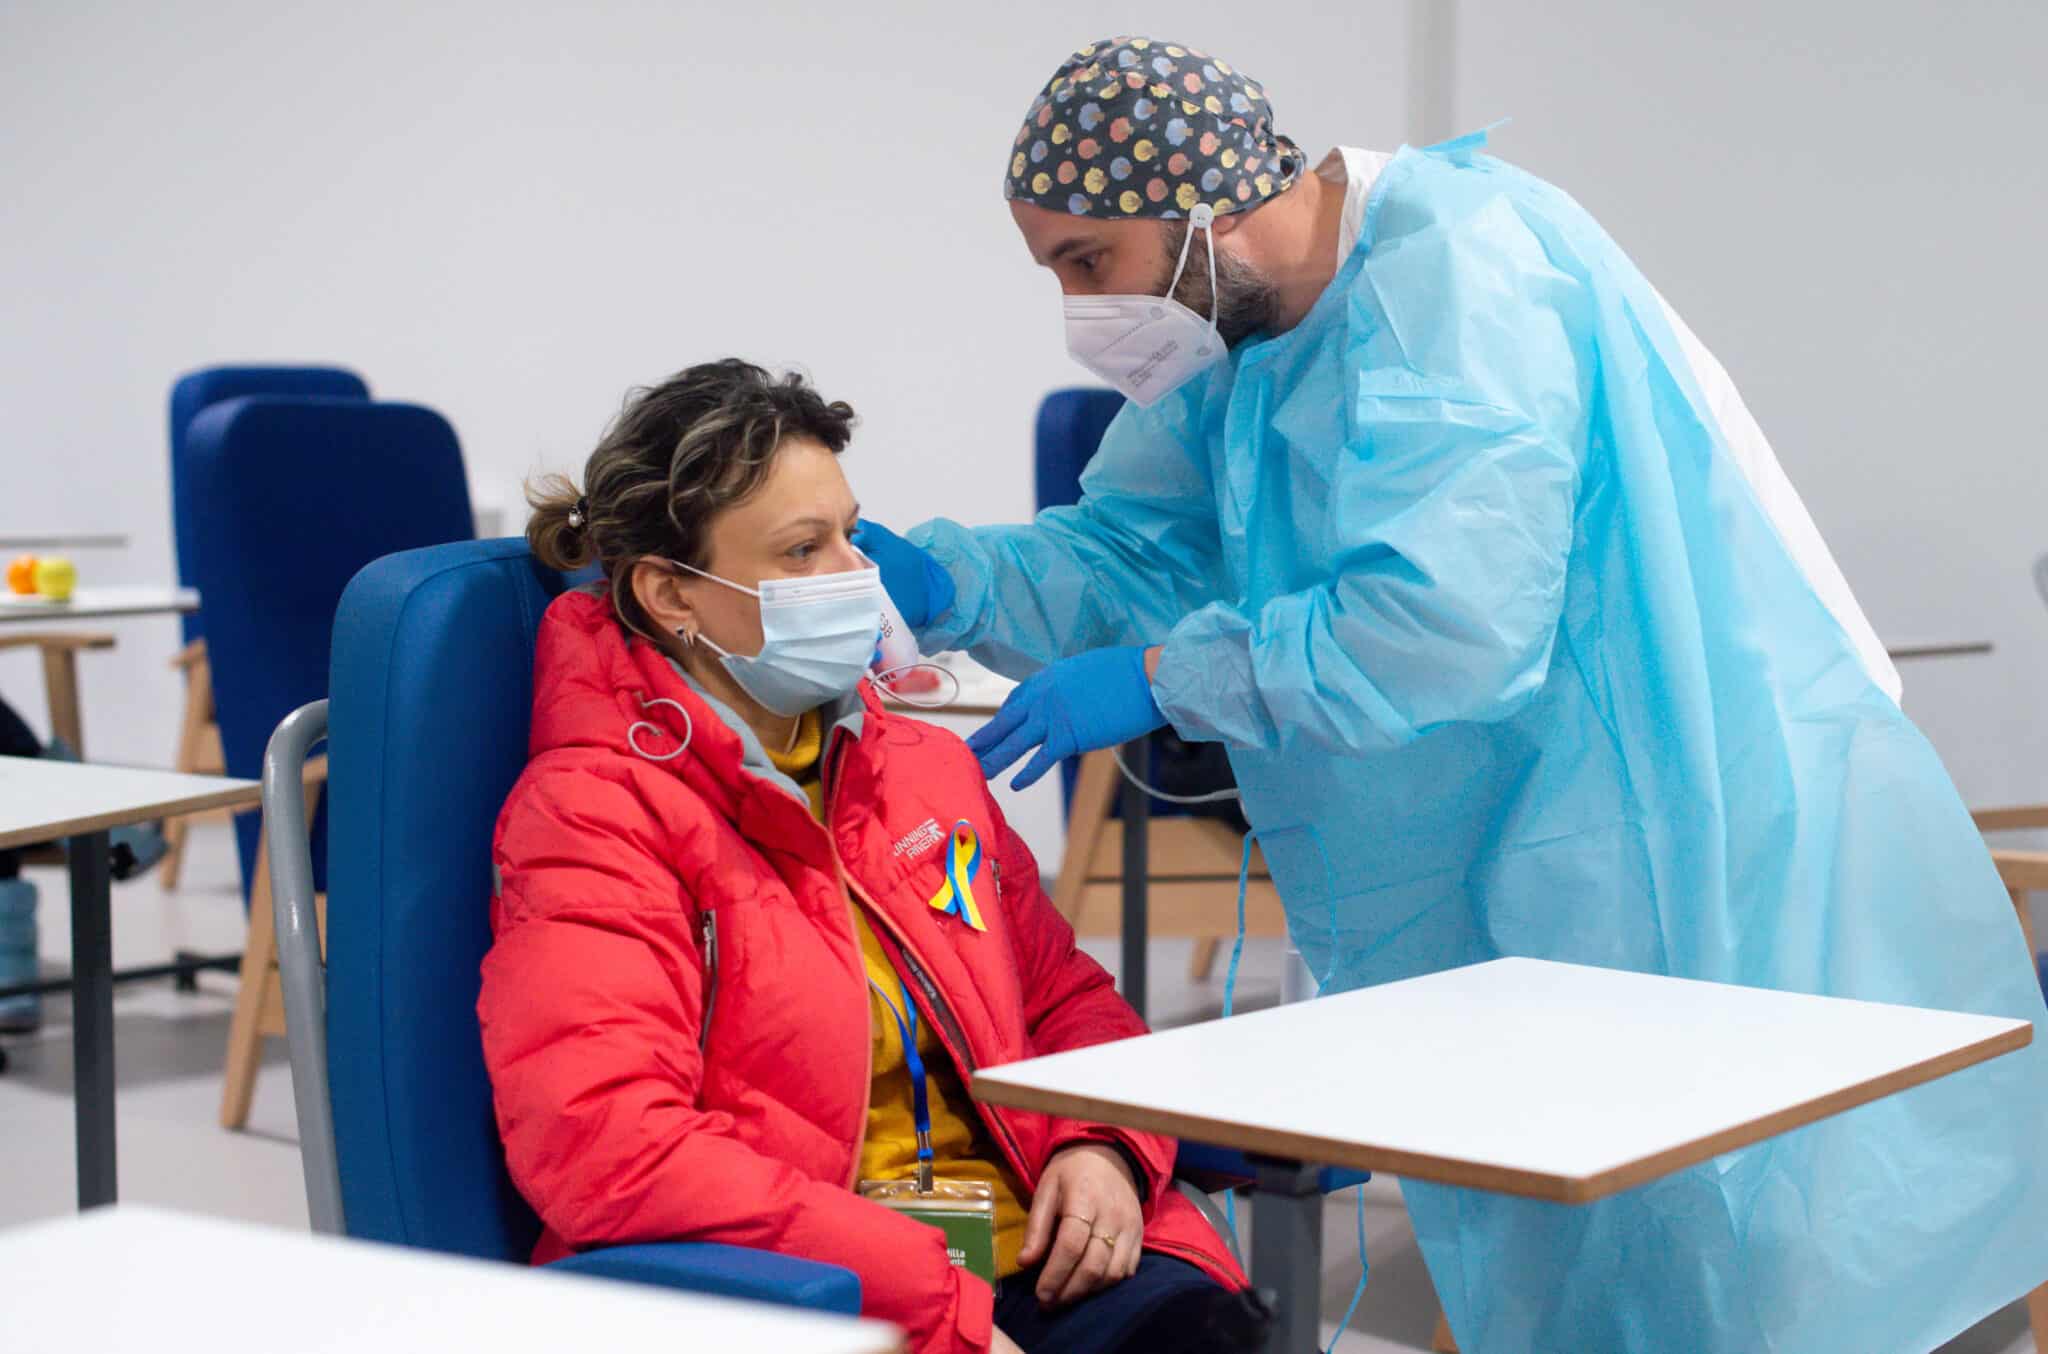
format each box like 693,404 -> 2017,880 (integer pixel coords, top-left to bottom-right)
1004,36 -> 1308,220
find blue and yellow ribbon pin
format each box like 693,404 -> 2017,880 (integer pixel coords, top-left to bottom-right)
926,819 -> 987,932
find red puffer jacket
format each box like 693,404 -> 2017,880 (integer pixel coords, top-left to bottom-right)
479,591 -> 1244,1354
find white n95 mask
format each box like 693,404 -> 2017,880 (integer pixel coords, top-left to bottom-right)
1063,203 -> 1223,408
673,561 -> 883,717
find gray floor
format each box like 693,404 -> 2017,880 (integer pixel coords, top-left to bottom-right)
0,821 -> 2032,1353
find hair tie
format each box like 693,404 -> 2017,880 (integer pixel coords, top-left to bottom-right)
567,496 -> 589,531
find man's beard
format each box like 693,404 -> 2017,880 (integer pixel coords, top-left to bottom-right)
1155,220 -> 1280,347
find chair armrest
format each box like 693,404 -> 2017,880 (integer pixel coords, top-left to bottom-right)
1173,1141 -> 1369,1195
0,631 -> 116,655
1974,805 -> 2048,832
544,1243 -> 862,1315
1992,850 -> 2048,894
263,702 -> 340,1234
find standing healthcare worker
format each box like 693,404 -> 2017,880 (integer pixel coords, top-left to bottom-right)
855,35 -> 2048,1354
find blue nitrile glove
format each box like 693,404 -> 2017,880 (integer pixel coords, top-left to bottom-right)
968,646 -> 1166,790
852,519 -> 955,630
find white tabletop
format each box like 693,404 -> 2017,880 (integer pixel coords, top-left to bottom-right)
972,957 -> 2031,1203
0,757 -> 260,848
0,1206 -> 901,1353
0,585 -> 198,623
0,532 -> 130,550
882,653 -> 1017,718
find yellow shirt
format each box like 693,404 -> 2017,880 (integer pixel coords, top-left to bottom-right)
767,712 -> 1030,1276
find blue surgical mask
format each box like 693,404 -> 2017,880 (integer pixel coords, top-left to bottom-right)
674,560 -> 883,717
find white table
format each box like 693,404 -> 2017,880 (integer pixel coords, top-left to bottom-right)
0,757 -> 261,1207
0,1206 -> 902,1353
973,956 -> 2031,1350
0,532 -> 130,550
0,587 -> 200,754
879,652 -> 1016,718
0,584 -> 198,623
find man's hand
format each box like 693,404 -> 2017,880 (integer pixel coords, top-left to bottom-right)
1016,1143 -> 1144,1308
968,646 -> 1167,789
851,518 -> 955,629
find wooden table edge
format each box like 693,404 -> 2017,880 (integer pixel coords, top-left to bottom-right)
881,700 -> 1005,718
0,600 -> 199,622
0,781 -> 262,849
1887,642 -> 1995,660
971,1019 -> 2032,1204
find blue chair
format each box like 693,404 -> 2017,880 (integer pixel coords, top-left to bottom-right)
169,366 -> 371,646
160,367 -> 371,887
261,537 -> 1365,1332
182,396 -> 473,1127
262,538 -> 860,1312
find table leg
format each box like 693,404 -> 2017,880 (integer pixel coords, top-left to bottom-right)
41,644 -> 86,756
1118,738 -> 1150,1021
67,830 -> 115,1208
1252,1156 -> 1323,1354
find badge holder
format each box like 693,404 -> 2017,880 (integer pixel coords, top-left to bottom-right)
859,1176 -> 999,1283
862,976 -> 1000,1284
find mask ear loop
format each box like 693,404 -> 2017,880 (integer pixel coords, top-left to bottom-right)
870,661 -> 962,709
666,557 -> 760,598
628,694 -> 693,762
1173,202 -> 1220,347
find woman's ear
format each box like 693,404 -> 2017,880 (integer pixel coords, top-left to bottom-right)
630,559 -> 698,642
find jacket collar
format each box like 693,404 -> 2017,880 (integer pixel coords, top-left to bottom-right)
530,589 -> 885,867
663,658 -> 869,811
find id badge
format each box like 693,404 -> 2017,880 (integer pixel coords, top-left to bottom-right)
859,1177 -> 998,1283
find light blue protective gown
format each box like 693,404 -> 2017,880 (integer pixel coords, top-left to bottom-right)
912,138 -> 2048,1352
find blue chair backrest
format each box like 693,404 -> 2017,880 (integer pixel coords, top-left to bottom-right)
1032,387 -> 1242,819
182,397 -> 472,898
169,366 -> 370,643
326,538 -> 570,1258
1034,387 -> 1125,517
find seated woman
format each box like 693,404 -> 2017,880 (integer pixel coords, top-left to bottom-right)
483,360 -> 1260,1354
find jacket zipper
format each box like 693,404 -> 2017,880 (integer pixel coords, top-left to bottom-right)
820,729 -> 875,1190
843,881 -> 875,1190
697,910 -> 720,1053
822,731 -> 1036,1191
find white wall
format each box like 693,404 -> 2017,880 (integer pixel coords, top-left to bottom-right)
1439,0 -> 2048,816
0,1 -> 1413,865
16,0 -> 2032,869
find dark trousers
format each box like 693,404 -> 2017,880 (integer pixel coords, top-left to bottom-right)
993,1254 -> 1223,1354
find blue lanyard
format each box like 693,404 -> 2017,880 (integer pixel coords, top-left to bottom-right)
870,974 -> 935,1193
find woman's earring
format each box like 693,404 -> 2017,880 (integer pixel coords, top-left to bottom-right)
676,627 -> 695,648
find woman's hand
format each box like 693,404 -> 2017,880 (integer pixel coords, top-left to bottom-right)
1016,1142 -> 1144,1308
989,1327 -> 1026,1354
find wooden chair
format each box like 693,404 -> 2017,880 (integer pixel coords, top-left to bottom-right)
1050,748 -> 1287,970
159,638 -> 227,888
1972,802 -> 2048,1351
219,752 -> 327,1129
1973,804 -> 2048,954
